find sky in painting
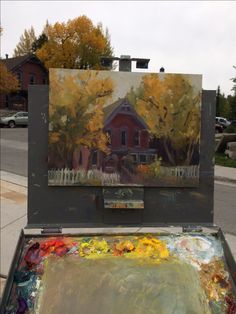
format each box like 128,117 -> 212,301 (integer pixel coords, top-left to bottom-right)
1,0 -> 236,95
52,69 -> 202,107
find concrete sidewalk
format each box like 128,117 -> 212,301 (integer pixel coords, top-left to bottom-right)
215,165 -> 236,184
0,167 -> 236,296
0,176 -> 27,296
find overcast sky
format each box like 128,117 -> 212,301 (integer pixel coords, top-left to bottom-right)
1,1 -> 236,95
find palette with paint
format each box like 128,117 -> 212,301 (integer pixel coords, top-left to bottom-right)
1,71 -> 236,314
2,232 -> 236,313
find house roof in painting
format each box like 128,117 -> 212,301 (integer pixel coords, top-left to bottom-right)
104,98 -> 148,129
103,98 -> 125,120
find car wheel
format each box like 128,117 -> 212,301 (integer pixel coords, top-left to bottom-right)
8,121 -> 15,128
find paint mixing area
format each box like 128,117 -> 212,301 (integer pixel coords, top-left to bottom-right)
3,231 -> 236,314
1,69 -> 236,314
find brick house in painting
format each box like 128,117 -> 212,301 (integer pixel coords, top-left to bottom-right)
73,98 -> 158,172
0,54 -> 48,111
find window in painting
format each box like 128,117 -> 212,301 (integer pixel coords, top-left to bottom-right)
122,103 -> 131,112
92,151 -> 97,166
130,154 -> 138,163
121,130 -> 127,146
133,130 -> 140,146
79,151 -> 83,166
149,154 -> 156,162
106,129 -> 112,146
139,154 -> 147,163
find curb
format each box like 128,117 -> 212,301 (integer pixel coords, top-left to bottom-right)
214,176 -> 236,185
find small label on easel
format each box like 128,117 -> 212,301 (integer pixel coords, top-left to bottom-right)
103,188 -> 144,209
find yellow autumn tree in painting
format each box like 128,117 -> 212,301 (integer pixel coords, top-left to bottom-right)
128,74 -> 201,165
49,70 -> 113,168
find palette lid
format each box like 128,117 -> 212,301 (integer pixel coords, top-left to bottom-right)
27,71 -> 216,229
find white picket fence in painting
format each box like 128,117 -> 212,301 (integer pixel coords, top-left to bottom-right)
48,168 -> 120,185
48,165 -> 199,185
160,165 -> 199,178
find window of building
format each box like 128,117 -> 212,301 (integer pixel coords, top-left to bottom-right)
6,95 -> 9,108
29,74 -> 36,85
133,130 -> 140,146
121,130 -> 127,146
17,72 -> 23,88
42,76 -> 48,84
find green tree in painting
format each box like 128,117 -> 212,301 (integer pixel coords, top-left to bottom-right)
49,70 -> 113,168
128,74 -> 201,165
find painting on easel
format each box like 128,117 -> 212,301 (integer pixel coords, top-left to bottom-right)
48,69 -> 202,186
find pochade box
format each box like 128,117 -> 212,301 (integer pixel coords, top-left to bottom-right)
1,69 -> 236,314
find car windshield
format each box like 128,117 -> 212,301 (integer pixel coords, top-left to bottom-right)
1,111 -> 17,117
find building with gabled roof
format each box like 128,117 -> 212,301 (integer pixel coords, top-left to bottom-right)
0,54 -> 48,111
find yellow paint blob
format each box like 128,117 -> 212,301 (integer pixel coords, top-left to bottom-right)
79,239 -> 109,258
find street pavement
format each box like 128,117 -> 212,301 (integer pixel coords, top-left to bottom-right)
0,167 -> 236,297
0,128 -> 28,176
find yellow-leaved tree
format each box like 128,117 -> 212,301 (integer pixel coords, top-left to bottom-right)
49,70 -> 113,168
0,63 -> 19,94
128,74 -> 201,165
37,16 -> 113,70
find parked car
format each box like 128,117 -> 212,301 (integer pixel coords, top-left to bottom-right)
225,120 -> 236,133
215,123 -> 224,133
215,117 -> 231,128
0,111 -> 28,128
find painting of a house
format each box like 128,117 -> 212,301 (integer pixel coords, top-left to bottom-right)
73,98 -> 158,183
48,69 -> 202,186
